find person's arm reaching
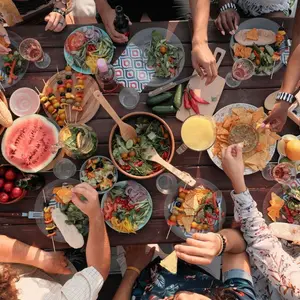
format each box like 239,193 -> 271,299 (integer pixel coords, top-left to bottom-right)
95,0 -> 130,44
263,2 -> 300,132
113,245 -> 155,300
72,183 -> 110,280
223,144 -> 300,300
0,235 -> 71,274
189,0 -> 217,85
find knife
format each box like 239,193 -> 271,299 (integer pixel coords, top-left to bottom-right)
148,74 -> 198,97
216,190 -> 223,231
0,211 -> 43,219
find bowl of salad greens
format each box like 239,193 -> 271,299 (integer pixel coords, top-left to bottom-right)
101,180 -> 153,233
80,156 -> 118,194
109,112 -> 175,180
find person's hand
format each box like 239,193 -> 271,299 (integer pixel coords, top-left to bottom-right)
125,245 -> 155,272
38,251 -> 72,275
222,144 -> 246,193
263,101 -> 290,132
71,183 -> 101,219
45,12 -> 66,32
174,233 -> 222,265
175,291 -> 211,300
98,3 -> 131,44
215,9 -> 240,35
192,42 -> 217,85
0,24 -> 11,55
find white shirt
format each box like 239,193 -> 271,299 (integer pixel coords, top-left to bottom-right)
15,266 -> 103,300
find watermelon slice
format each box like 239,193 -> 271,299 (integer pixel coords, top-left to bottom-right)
1,115 -> 59,173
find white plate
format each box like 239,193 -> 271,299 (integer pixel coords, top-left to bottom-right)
207,103 -> 276,175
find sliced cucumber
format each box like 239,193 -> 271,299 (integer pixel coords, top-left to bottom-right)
126,139 -> 134,149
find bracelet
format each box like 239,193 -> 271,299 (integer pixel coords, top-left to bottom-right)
276,91 -> 296,104
53,7 -> 66,17
126,266 -> 140,276
216,234 -> 226,256
220,3 -> 237,13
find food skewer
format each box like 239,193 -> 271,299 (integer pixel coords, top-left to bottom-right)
0,81 -> 5,92
270,61 -> 276,80
42,189 -> 56,252
35,86 -> 41,94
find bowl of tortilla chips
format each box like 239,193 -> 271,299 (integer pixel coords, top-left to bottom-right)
207,103 -> 280,175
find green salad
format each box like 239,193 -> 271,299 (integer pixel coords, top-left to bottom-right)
146,30 -> 182,78
112,117 -> 171,176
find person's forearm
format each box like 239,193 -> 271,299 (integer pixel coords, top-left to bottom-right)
0,235 -> 46,268
219,229 -> 246,254
280,2 -> 300,94
113,270 -> 138,300
95,0 -> 110,15
87,212 -> 110,279
232,191 -> 300,299
231,177 -> 247,194
190,0 -> 210,45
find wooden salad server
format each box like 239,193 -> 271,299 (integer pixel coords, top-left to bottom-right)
93,90 -> 137,142
143,147 -> 196,187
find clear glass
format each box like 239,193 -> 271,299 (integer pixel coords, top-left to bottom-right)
53,158 -> 77,180
19,38 -> 51,69
226,58 -> 255,88
272,162 -> 297,185
119,87 -> 140,109
156,173 -> 178,195
59,124 -> 98,159
261,162 -> 277,181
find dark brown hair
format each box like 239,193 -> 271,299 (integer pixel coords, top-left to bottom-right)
0,264 -> 19,300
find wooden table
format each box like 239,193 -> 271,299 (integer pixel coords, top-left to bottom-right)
0,19 -> 298,250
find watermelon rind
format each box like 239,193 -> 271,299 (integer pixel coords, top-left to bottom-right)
1,114 -> 59,173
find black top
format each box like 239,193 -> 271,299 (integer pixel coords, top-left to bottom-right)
13,0 -> 52,16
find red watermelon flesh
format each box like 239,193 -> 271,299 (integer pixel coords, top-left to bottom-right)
1,115 -> 59,173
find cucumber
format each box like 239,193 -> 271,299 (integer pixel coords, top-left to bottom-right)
147,92 -> 173,107
173,84 -> 183,109
152,105 -> 177,115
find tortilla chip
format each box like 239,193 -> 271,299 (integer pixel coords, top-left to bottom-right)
252,107 -> 265,123
223,117 -> 232,129
182,216 -> 194,232
160,251 -> 178,274
232,107 -> 247,116
246,28 -> 259,41
239,113 -> 253,125
184,193 -> 200,211
217,127 -> 229,135
183,207 -> 195,216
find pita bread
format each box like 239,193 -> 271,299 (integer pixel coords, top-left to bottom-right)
235,29 -> 276,46
182,216 -> 193,232
160,251 -> 178,274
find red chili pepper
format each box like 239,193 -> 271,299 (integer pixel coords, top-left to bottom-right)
183,90 -> 191,109
189,96 -> 200,114
189,89 -> 209,104
283,205 -> 294,223
253,50 -> 260,58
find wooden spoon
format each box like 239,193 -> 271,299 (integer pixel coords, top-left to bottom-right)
143,147 -> 196,187
93,90 -> 137,142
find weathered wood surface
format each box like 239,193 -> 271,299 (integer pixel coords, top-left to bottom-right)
0,18 -> 297,249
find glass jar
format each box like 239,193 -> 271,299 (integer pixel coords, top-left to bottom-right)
59,124 -> 98,159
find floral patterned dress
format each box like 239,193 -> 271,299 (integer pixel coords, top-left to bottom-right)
232,190 -> 300,300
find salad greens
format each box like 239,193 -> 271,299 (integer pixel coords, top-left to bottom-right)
103,181 -> 152,233
61,203 -> 89,236
145,30 -> 182,78
112,117 -> 171,176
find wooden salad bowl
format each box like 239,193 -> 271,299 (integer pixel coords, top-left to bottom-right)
109,112 -> 175,180
0,91 -> 9,137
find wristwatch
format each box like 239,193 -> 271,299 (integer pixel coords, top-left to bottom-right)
275,91 -> 296,104
219,3 -> 237,13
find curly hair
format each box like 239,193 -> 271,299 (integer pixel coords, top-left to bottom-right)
0,264 -> 19,300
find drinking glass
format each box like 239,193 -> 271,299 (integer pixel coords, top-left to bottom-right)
53,158 -> 77,180
262,162 -> 297,185
119,87 -> 140,109
19,38 -> 51,69
156,173 -> 178,195
225,58 -> 255,88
